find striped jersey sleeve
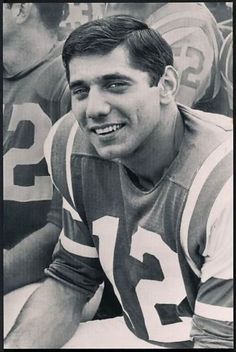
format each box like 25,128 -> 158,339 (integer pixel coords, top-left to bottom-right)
44,113 -> 105,296
180,133 -> 233,348
45,197 -> 104,297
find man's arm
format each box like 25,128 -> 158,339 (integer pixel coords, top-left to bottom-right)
4,185 -> 63,294
191,178 -> 233,348
4,222 -> 60,294
4,277 -> 88,348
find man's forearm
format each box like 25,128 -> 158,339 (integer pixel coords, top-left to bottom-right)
4,223 -> 61,294
4,278 -> 87,348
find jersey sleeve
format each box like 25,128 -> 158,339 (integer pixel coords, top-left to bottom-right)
191,177 -> 233,348
44,113 -> 105,298
46,186 -> 63,229
45,197 -> 105,298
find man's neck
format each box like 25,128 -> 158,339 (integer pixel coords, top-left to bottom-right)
121,104 -> 184,190
3,28 -> 58,75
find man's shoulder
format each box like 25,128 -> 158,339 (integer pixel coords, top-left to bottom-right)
44,112 -> 99,171
179,104 -> 233,132
176,107 -> 233,278
40,42 -> 65,79
36,47 -> 68,100
169,105 -> 232,190
4,43 -> 70,119
44,112 -> 107,206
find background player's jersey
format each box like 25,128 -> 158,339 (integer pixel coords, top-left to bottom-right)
3,43 -> 71,248
104,3 -> 224,110
219,32 -> 233,116
45,107 -> 233,348
59,3 -> 105,39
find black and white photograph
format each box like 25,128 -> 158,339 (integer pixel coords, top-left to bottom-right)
3,2 -> 233,348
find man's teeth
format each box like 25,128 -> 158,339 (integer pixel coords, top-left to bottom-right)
95,124 -> 122,135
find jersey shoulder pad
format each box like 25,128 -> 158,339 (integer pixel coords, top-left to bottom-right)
44,112 -> 75,194
179,104 -> 233,131
44,112 -> 98,204
170,104 -> 232,190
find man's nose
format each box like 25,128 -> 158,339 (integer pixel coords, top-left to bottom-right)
86,87 -> 111,119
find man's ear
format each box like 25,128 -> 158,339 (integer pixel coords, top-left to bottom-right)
12,3 -> 33,25
159,65 -> 179,104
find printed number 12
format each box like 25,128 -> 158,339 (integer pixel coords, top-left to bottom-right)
93,216 -> 191,343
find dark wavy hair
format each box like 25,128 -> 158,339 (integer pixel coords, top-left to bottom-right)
62,15 -> 173,86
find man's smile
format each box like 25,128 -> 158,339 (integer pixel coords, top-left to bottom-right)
91,123 -> 125,135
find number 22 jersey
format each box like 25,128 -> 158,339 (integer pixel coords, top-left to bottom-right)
3,43 -> 71,248
45,105 -> 233,348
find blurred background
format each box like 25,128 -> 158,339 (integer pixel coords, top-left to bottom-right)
57,2 -> 233,40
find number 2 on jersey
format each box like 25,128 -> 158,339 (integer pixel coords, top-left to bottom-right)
4,103 -> 53,202
173,46 -> 204,89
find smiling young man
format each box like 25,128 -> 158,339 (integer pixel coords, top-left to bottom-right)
5,15 -> 233,349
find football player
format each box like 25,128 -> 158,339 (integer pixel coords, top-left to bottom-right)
104,2 -> 225,113
3,3 -> 70,293
5,16 -> 233,349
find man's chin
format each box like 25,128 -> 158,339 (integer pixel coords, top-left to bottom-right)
94,147 -> 125,161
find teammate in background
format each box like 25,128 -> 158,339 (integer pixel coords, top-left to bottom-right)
59,2 -> 105,40
5,16 -> 233,348
205,2 -> 232,22
3,3 -> 70,293
104,2 -> 228,114
219,31 -> 233,117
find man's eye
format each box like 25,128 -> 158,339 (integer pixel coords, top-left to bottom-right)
106,81 -> 129,91
72,88 -> 89,100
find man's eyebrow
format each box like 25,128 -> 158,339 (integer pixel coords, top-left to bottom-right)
101,73 -> 134,82
69,74 -> 134,89
69,80 -> 86,90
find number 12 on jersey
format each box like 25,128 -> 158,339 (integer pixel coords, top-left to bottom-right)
93,216 -> 192,343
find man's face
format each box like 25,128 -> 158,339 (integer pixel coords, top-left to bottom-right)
69,46 -> 161,161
